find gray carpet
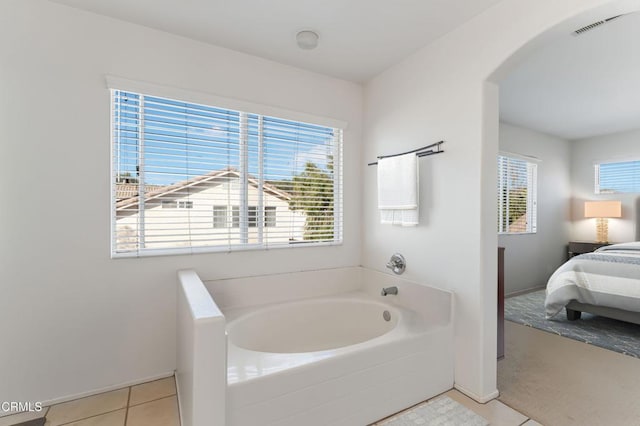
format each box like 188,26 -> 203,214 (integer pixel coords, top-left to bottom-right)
505,289 -> 640,358
378,396 -> 488,426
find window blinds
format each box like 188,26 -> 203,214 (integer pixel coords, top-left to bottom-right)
595,160 -> 640,194
497,155 -> 537,234
112,90 -> 343,257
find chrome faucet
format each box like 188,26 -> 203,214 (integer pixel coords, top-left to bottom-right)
386,253 -> 406,275
381,286 -> 398,296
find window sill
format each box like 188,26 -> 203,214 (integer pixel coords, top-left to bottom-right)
111,240 -> 344,259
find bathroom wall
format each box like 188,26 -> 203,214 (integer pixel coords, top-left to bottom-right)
570,128 -> 640,243
0,0 -> 362,404
498,123 -> 571,295
362,0 -> 634,401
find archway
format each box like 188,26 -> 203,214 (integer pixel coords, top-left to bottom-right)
479,0 -> 639,406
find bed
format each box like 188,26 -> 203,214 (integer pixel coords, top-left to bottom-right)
545,242 -> 640,325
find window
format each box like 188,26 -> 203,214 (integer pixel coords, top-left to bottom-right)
497,155 -> 537,234
232,206 -> 240,229
265,206 -> 277,227
595,160 -> 640,194
162,200 -> 191,209
248,206 -> 258,228
112,89 -> 343,256
213,206 -> 227,228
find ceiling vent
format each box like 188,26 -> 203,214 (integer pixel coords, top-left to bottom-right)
572,14 -> 625,36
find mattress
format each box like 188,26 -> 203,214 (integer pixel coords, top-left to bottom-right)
545,242 -> 640,318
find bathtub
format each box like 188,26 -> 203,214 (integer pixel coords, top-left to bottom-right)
176,267 -> 454,426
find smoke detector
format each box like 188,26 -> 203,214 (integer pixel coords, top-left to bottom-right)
296,30 -> 319,50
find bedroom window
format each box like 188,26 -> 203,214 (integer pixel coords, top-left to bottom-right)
111,89 -> 343,257
595,160 -> 640,194
497,155 -> 537,234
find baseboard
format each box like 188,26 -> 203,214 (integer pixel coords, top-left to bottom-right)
505,285 -> 546,298
453,384 -> 499,404
39,371 -> 176,408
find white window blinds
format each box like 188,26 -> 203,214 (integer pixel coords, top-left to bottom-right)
595,160 -> 640,194
497,155 -> 537,234
112,90 -> 343,257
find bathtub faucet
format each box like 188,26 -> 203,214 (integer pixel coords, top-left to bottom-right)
381,286 -> 398,296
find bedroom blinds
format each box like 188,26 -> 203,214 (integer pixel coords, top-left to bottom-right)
498,155 -> 538,234
595,160 -> 640,194
111,90 -> 343,257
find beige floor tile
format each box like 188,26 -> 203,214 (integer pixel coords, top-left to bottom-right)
64,409 -> 126,426
129,377 -> 176,406
126,396 -> 179,426
444,389 -> 528,426
0,408 -> 47,426
522,420 -> 544,426
46,388 -> 129,426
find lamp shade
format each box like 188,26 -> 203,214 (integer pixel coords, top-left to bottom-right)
584,200 -> 622,218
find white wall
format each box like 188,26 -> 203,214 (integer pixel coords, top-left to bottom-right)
570,128 -> 640,243
0,0 -> 362,405
498,123 -> 571,295
363,0 -> 636,401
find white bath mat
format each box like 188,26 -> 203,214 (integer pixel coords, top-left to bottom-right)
378,395 -> 489,426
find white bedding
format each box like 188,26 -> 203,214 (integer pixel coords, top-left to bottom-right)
544,242 -> 640,318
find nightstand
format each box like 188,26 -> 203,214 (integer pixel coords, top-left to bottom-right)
568,241 -> 611,258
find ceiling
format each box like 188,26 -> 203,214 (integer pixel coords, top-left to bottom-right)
49,0 -> 502,82
499,12 -> 640,141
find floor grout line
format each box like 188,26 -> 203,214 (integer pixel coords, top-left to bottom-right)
124,386 -> 131,426
39,376 -> 179,426
497,396 -> 536,422
127,392 -> 177,409
54,407 -> 127,426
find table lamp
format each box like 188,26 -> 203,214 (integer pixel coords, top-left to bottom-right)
584,200 -> 621,243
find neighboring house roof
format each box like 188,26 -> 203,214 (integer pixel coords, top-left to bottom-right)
116,184 -> 164,200
115,168 -> 292,211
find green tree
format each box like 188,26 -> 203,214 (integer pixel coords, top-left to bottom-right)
289,161 -> 334,241
115,172 -> 139,184
508,188 -> 527,225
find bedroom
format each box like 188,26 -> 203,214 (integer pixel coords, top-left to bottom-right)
496,9 -> 640,425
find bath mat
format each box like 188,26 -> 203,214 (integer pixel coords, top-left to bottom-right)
378,395 -> 488,426
505,290 -> 640,358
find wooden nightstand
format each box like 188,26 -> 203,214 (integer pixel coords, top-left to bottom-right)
568,241 -> 611,258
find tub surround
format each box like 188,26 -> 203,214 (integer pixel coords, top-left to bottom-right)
176,270 -> 226,426
177,267 -> 454,426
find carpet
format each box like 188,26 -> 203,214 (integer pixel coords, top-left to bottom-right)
498,321 -> 640,426
378,396 -> 489,426
505,289 -> 640,358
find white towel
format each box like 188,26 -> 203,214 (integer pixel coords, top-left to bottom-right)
377,153 -> 419,226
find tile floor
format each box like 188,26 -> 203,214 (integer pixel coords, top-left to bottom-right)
0,377 -> 179,426
1,376 -> 541,426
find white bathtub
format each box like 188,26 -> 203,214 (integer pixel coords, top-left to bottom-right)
177,267 -> 454,426
226,296 -> 399,353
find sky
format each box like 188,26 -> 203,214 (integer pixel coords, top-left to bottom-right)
598,160 -> 640,193
113,90 -> 337,186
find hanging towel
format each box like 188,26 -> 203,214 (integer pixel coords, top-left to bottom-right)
377,153 -> 419,226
